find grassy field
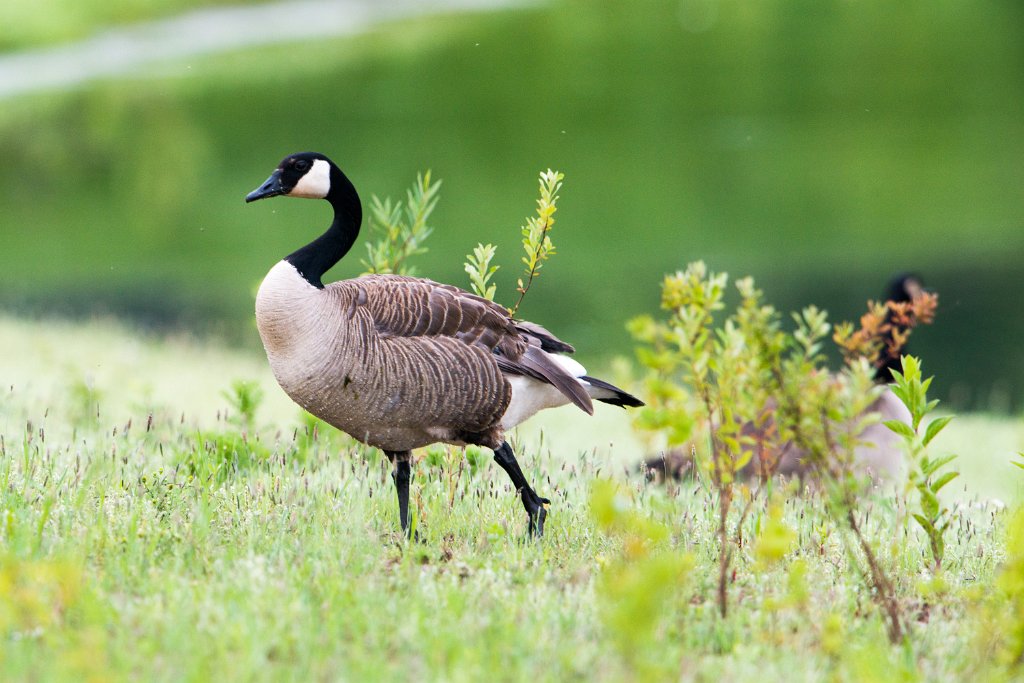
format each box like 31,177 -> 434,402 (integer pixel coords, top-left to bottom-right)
1,0 -> 1023,408
2,315 -> 1023,681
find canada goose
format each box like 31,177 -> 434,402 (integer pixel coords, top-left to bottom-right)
245,152 -> 642,536
643,273 -> 933,484
644,382 -> 911,485
643,385 -> 917,485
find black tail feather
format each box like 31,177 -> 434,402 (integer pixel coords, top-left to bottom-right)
580,375 -> 645,408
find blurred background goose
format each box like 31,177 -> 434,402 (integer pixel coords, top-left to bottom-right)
245,151 -> 642,536
643,273 -> 933,484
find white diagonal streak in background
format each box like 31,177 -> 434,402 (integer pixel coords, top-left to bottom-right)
0,0 -> 527,99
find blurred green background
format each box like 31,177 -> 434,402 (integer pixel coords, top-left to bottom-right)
1,0 -> 1021,410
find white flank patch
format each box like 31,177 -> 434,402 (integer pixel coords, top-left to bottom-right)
501,376 -> 571,430
550,352 -> 587,378
288,158 -> 331,198
500,350 -> 591,429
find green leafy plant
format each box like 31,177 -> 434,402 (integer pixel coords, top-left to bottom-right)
222,379 -> 263,430
354,168 -> 565,316
509,169 -> 562,316
630,262 -> 914,642
463,242 -> 499,301
175,380 -> 272,484
885,355 -> 958,572
178,430 -> 271,485
631,263 -> 814,618
460,169 -> 565,313
361,171 -> 441,275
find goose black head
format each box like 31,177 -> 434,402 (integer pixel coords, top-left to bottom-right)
886,272 -> 926,304
246,152 -> 334,203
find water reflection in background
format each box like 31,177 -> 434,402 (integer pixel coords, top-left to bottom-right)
0,0 -> 1020,412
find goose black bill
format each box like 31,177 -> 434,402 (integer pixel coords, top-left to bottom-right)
246,169 -> 285,202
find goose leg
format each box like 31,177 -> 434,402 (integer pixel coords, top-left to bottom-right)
385,450 -> 413,537
492,441 -> 550,536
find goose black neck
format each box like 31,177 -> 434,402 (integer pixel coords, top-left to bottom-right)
285,166 -> 362,289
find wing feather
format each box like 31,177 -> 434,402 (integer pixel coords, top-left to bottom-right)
337,274 -> 590,412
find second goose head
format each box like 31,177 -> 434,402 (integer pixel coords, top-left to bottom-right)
886,272 -> 926,304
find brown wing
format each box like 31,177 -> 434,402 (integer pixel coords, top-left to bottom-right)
347,274 -> 592,413
354,274 -> 521,351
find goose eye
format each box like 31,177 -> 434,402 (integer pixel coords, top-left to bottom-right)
294,159 -> 310,172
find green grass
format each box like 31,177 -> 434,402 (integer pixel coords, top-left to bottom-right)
1,0 -> 1023,407
2,315 -> 1023,680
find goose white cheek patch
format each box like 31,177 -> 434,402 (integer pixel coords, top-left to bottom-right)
288,158 -> 331,198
